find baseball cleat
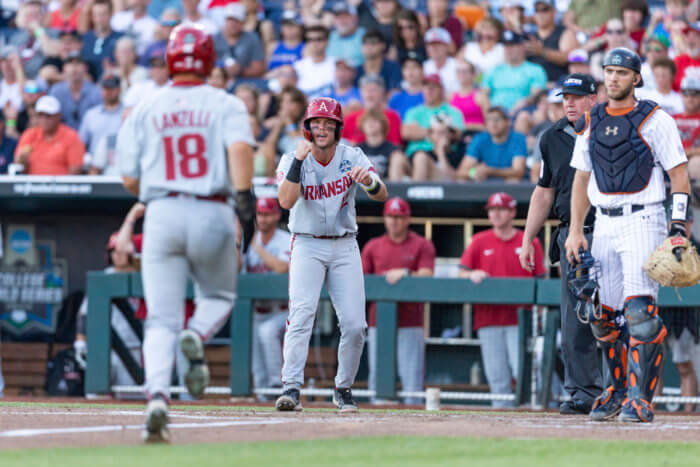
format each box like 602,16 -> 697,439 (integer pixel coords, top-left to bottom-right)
590,386 -> 626,421
142,396 -> 170,443
333,387 -> 359,413
618,398 -> 654,423
559,399 -> 592,415
275,388 -> 303,411
179,329 -> 209,399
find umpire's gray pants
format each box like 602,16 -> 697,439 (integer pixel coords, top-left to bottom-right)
557,226 -> 603,404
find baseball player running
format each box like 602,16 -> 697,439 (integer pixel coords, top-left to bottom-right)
565,47 -> 691,423
275,97 -> 388,413
117,24 -> 256,441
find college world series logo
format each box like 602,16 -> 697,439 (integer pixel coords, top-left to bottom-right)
0,225 -> 68,335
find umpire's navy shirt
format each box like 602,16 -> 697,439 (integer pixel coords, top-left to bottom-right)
535,117 -> 595,226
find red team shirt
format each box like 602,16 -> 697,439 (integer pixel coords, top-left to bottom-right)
674,112 -> 700,151
674,54 -> 700,91
342,108 -> 403,146
460,229 -> 545,331
362,231 -> 436,327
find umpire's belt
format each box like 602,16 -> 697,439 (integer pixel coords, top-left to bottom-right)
598,204 -> 644,217
295,232 -> 356,239
166,192 -> 228,203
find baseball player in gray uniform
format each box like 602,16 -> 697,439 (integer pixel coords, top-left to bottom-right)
275,97 -> 388,413
117,24 -> 256,442
565,48 -> 690,423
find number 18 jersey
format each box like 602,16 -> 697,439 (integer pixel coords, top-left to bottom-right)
117,83 -> 255,202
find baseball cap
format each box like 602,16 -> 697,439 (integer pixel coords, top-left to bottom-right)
548,89 -> 563,103
64,51 -> 86,64
485,192 -> 516,210
332,2 -> 357,15
423,73 -> 443,86
502,30 -> 526,45
424,27 -> 451,45
35,95 -> 61,115
359,74 -> 385,89
500,0 -> 524,9
24,79 -> 48,94
383,197 -> 411,217
567,48 -> 589,64
281,10 -> 302,24
682,74 -> 700,91
100,74 -> 121,88
256,197 -> 281,214
557,73 -> 597,96
401,51 -> 423,67
223,3 -> 246,21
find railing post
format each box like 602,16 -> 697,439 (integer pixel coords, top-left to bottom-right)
230,298 -> 253,396
375,301 -> 398,400
539,309 -> 560,408
515,307 -> 533,406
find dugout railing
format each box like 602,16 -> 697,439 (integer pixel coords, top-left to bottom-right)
84,272 -> 700,406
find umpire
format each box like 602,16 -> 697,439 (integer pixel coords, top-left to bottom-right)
519,73 -> 603,414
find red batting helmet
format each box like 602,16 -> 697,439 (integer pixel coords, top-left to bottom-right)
302,97 -> 344,142
166,24 -> 215,78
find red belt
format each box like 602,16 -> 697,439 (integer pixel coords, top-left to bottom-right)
166,192 -> 228,203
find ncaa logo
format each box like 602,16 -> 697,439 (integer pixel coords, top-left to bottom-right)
339,160 -> 351,174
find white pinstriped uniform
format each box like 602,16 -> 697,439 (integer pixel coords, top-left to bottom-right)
571,105 -> 687,310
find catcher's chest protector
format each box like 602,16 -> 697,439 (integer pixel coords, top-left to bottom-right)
587,100 -> 658,194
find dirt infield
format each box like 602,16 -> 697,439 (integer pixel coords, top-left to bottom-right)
2,398 -> 700,449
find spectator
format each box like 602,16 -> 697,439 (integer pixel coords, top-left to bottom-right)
620,0 -> 647,52
0,49 -> 24,114
329,59 -> 363,114
57,29 -> 84,62
356,29 -> 402,92
266,11 -> 304,71
362,197 -> 435,405
49,53 -> 102,130
81,0 -> 124,79
675,75 -> 700,179
80,74 -> 122,166
457,106 -> 527,182
424,27 -> 459,96
460,17 -> 505,77
559,49 -> 591,83
13,95 -> 86,175
50,0 -> 82,32
674,22 -> 700,92
123,52 -> 170,110
588,18 -> 636,82
449,59 -> 487,133
357,109 -> 405,179
0,111 -> 18,174
110,0 -> 158,56
482,30 -> 547,112
294,25 -> 336,97
6,79 -> 48,138
327,3 -> 365,67
260,86 -> 306,176
398,74 -> 464,171
139,9 -> 181,67
639,35 -> 670,92
498,0 -> 526,35
388,53 -> 425,119
458,192 -> 545,407
235,84 -> 262,140
213,3 -> 266,81
644,0 -> 688,47
180,0 -> 218,35
393,10 -> 426,65
412,113 -> 467,181
357,0 -> 398,45
112,37 -> 149,96
342,75 -> 402,146
240,0 -> 276,51
426,0 -> 463,50
208,66 -> 227,90
243,198 -> 291,397
260,65 -> 299,120
565,0 -> 621,33
637,57 -> 684,116
526,0 -> 579,84
8,1 -> 58,78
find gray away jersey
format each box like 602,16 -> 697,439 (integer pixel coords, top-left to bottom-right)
117,83 -> 255,202
276,143 -> 375,236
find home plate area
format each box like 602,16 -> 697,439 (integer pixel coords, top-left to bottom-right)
3,403 -> 700,449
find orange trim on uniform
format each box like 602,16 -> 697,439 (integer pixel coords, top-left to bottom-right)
605,105 -> 636,116
574,112 -> 590,135
637,105 -> 660,154
629,326 -> 667,347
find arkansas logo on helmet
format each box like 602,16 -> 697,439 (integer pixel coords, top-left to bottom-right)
302,97 -> 344,142
166,24 -> 215,78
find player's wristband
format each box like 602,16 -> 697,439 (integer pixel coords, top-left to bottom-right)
286,158 -> 303,183
671,192 -> 689,222
362,172 -> 380,195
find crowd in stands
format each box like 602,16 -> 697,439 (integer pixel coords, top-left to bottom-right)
0,0 -> 697,183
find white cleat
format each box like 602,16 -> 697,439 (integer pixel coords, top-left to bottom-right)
179,329 -> 210,399
142,397 -> 170,443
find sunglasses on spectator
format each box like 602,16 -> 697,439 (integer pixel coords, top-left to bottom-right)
683,90 -> 700,96
306,36 -> 327,42
606,29 -> 625,35
160,20 -> 179,27
647,46 -> 665,53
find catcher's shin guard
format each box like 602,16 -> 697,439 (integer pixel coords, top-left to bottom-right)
590,305 -> 627,392
622,296 -> 667,422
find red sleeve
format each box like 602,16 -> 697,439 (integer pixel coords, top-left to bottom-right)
533,238 -> 546,276
674,55 -> 689,91
416,238 -> 436,271
342,111 -> 363,143
385,110 -> 403,146
460,237 -> 479,269
361,240 -> 375,274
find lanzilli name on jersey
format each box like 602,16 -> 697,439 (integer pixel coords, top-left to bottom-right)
152,110 -> 212,132
303,174 -> 353,200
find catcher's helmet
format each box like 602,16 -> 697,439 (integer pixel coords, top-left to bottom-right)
602,47 -> 643,87
166,24 -> 215,78
567,250 -> 599,301
302,97 -> 344,142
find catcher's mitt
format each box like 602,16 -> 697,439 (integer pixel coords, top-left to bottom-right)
644,236 -> 700,287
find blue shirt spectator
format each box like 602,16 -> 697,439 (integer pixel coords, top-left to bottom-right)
326,3 -> 365,67
388,90 -> 424,119
329,85 -> 362,108
268,42 -> 304,70
81,0 -> 123,79
467,130 -> 528,169
49,55 -> 102,130
79,76 -> 123,155
355,29 -> 402,91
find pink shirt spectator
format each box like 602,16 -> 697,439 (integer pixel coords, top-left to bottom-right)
449,90 -> 485,126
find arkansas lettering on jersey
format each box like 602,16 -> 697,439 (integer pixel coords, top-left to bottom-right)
303,173 -> 353,200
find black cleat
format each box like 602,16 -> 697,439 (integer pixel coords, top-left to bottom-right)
276,388 -> 303,412
333,387 -> 359,413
